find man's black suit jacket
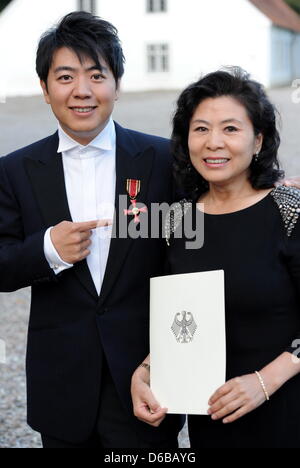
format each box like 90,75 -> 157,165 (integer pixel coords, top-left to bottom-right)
0,123 -> 183,444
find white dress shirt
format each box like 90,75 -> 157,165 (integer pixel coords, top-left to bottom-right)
44,118 -> 116,295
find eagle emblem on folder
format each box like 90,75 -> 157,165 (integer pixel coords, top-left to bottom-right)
171,311 -> 197,343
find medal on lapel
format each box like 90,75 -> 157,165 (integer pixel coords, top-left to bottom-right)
124,179 -> 147,224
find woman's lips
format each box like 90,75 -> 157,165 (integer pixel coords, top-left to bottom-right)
203,158 -> 230,168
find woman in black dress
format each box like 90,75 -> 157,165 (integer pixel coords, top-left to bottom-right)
131,68 -> 300,448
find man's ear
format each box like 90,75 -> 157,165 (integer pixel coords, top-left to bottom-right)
40,80 -> 50,104
115,79 -> 121,101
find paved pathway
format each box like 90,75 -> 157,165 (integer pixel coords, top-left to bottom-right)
0,87 -> 299,174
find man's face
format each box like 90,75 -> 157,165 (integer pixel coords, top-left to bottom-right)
41,47 -> 119,145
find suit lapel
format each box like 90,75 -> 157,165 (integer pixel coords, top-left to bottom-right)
98,124 -> 155,306
24,132 -> 98,299
24,126 -> 155,303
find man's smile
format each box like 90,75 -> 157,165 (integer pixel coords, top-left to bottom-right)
69,106 -> 98,115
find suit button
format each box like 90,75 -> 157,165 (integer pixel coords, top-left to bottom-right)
97,308 -> 108,316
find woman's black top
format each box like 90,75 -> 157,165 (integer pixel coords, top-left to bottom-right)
166,186 -> 300,448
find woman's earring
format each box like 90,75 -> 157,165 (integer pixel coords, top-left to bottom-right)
254,151 -> 260,163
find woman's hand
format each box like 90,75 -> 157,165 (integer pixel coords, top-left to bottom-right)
131,365 -> 167,427
209,352 -> 300,424
207,373 -> 267,424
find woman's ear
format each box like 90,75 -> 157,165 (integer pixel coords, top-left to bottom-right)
256,133 -> 263,153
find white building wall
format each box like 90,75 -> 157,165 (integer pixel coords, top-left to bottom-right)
0,0 -> 289,97
97,0 -> 271,91
171,0 -> 271,89
95,0 -> 173,91
292,33 -> 300,79
0,0 -> 77,97
270,27 -> 294,86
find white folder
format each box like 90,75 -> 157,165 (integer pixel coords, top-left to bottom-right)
150,270 -> 226,415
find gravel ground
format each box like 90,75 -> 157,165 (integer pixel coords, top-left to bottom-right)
0,288 -> 42,448
0,86 -> 299,448
0,287 -> 189,449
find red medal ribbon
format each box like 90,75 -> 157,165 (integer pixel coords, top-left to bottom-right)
124,179 -> 147,223
126,179 -> 141,199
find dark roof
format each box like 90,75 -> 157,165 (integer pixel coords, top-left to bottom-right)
249,0 -> 300,32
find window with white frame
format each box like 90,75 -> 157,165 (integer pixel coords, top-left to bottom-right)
147,0 -> 167,13
78,0 -> 96,14
147,44 -> 169,72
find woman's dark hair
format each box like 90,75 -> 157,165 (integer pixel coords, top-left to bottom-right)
36,11 -> 125,86
172,67 -> 283,200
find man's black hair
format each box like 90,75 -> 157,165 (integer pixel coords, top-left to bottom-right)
36,11 -> 125,86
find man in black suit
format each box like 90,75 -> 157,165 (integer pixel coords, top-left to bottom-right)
0,11 -> 182,448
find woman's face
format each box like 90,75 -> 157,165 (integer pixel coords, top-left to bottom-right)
188,96 -> 263,187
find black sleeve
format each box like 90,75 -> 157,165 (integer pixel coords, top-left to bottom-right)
283,218 -> 300,355
0,158 -> 55,292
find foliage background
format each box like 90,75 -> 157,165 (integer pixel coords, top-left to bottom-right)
0,0 -> 11,13
285,0 -> 300,15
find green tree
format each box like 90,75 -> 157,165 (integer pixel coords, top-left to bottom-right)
0,0 -> 11,13
285,0 -> 300,15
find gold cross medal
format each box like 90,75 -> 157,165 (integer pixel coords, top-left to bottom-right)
124,179 -> 147,223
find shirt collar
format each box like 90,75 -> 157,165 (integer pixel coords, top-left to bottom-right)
57,117 -> 116,154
